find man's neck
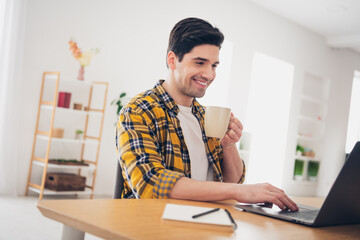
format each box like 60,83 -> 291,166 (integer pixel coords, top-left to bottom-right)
162,78 -> 193,107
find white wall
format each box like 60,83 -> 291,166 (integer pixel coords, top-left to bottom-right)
17,0 -> 360,196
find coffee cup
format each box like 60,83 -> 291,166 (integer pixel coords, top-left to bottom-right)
205,106 -> 231,139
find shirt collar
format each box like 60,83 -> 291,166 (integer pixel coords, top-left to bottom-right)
153,80 -> 179,114
153,80 -> 205,116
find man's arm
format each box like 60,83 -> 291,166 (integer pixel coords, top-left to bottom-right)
220,114 -> 245,183
118,107 -> 184,198
169,113 -> 298,211
169,177 -> 299,211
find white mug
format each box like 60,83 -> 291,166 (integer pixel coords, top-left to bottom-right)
205,106 -> 231,139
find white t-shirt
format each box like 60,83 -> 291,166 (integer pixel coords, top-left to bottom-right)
177,105 -> 214,181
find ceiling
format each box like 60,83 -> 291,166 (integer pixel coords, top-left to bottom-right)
247,0 -> 360,53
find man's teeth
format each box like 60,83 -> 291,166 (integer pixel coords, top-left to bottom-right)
195,80 -> 207,86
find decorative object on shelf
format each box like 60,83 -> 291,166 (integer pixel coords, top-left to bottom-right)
73,103 -> 82,110
308,161 -> 320,181
296,144 -> 305,156
303,148 -> 315,157
49,159 -> 89,166
58,92 -> 72,108
52,128 -> 64,138
45,173 -> 86,191
83,106 -> 90,111
75,129 -> 84,140
68,39 -> 100,81
294,159 -> 304,181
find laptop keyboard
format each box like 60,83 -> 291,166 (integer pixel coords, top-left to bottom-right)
279,209 -> 319,221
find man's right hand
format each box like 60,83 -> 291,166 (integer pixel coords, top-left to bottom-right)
233,183 -> 299,211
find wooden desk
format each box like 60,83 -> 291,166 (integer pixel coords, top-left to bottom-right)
37,197 -> 360,240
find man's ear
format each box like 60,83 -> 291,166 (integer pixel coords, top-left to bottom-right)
167,51 -> 177,70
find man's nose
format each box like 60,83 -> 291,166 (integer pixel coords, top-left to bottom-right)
201,66 -> 215,81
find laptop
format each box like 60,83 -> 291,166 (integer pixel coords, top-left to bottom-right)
236,141 -> 360,227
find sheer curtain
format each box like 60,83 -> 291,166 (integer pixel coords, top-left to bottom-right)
0,0 -> 27,196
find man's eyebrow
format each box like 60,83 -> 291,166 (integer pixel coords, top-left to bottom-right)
192,57 -> 220,64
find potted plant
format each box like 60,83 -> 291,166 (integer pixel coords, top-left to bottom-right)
296,144 -> 304,156
75,129 -> 84,140
308,161 -> 320,181
111,92 -> 127,115
294,159 -> 304,181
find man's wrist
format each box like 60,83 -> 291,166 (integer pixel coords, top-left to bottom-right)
224,182 -> 237,200
221,143 -> 237,151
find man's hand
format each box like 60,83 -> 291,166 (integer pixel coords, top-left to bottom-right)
234,183 -> 299,211
221,113 -> 243,148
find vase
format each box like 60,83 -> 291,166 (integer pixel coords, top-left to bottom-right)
77,66 -> 85,81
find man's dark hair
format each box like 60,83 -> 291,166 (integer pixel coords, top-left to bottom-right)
167,17 -> 224,66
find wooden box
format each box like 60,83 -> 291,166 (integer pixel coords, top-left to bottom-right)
52,128 -> 64,138
73,103 -> 82,110
45,173 -> 86,191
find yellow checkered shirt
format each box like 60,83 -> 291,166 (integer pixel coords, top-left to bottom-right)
116,80 -> 245,198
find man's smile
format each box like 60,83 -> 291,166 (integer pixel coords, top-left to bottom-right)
192,77 -> 210,89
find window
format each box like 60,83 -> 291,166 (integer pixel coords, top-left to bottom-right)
245,52 -> 294,187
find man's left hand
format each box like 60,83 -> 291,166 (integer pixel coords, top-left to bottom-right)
220,113 -> 243,148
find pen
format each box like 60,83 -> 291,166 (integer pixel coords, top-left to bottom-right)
225,209 -> 238,230
192,208 -> 220,218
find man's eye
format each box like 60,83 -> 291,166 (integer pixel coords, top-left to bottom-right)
212,65 -> 218,68
195,62 -> 204,65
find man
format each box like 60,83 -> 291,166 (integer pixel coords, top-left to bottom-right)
116,17 -> 298,211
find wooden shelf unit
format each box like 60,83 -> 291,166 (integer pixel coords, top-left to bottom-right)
25,72 -> 108,200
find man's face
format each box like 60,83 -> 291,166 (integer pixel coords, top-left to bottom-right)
172,44 -> 219,99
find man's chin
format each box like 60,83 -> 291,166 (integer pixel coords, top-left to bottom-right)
192,91 -> 206,98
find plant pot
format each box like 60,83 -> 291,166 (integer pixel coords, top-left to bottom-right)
294,159 -> 304,181
75,133 -> 83,140
308,161 -> 320,181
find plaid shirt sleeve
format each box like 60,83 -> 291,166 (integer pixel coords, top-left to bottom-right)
117,106 -> 184,199
238,160 -> 246,183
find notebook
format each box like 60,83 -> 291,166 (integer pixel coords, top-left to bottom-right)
162,204 -> 236,231
236,141 -> 360,227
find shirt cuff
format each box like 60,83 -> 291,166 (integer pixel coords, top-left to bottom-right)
153,169 -> 184,198
237,159 -> 246,184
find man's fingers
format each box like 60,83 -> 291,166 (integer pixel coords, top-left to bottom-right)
265,195 -> 286,210
263,184 -> 299,211
268,191 -> 299,211
227,123 -> 242,139
229,116 -> 243,130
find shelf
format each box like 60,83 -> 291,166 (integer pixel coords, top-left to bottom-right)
28,186 -> 92,195
33,160 -> 95,170
298,115 -> 324,123
26,72 -> 108,200
37,135 -> 99,144
40,105 -> 102,115
297,135 -> 314,141
301,94 -> 326,105
294,155 -> 320,162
